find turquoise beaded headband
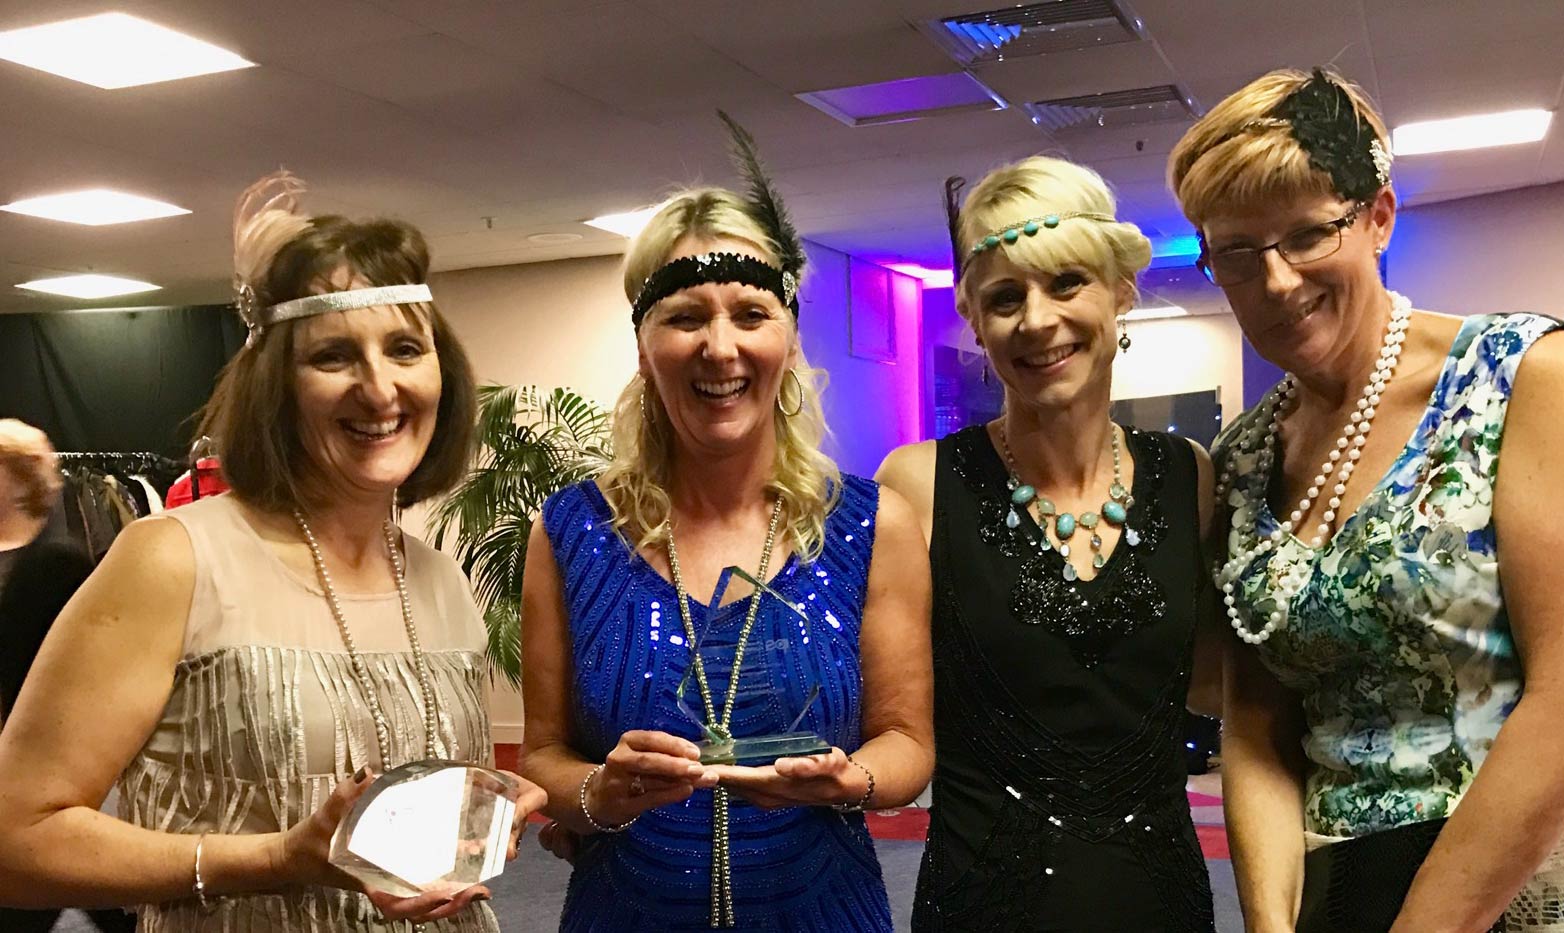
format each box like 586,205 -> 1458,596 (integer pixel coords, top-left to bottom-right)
967,210 -> 1117,259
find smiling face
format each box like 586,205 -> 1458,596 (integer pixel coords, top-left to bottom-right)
637,235 -> 798,460
963,248 -> 1130,413
1201,187 -> 1394,379
290,275 -> 443,507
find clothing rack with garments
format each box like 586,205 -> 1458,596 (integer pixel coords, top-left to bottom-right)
55,452 -> 184,562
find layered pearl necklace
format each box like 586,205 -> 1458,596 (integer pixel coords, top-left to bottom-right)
294,511 -> 440,764
1215,291 -> 1412,645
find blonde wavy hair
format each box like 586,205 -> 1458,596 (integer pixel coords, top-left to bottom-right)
598,187 -> 841,562
1168,67 -> 1390,227
955,155 -> 1151,313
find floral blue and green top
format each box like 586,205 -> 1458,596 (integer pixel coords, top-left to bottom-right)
1216,312 -> 1561,838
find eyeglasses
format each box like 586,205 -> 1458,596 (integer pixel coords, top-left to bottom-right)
1198,204 -> 1365,286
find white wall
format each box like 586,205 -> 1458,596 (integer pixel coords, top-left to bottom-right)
1389,180 -> 1564,318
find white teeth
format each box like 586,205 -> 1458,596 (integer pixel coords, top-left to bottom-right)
694,378 -> 747,397
1023,344 -> 1076,367
345,418 -> 400,437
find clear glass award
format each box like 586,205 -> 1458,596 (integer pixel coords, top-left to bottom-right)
676,565 -> 831,767
328,760 -> 521,897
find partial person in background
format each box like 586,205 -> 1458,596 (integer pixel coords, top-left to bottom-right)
0,418 -> 134,933
1170,67 -> 1564,932
0,173 -> 545,931
520,118 -> 934,931
878,155 -> 1220,932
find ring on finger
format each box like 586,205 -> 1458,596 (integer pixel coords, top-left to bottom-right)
628,774 -> 646,797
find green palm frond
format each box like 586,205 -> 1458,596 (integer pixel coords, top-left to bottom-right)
432,384 -> 611,685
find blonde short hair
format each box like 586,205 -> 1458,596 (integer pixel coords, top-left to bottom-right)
1168,68 -> 1390,227
599,188 -> 841,562
956,156 -> 1151,312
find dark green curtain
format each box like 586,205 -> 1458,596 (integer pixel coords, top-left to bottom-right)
0,305 -> 244,457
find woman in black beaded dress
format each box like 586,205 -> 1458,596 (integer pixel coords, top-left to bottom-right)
877,155 -> 1221,932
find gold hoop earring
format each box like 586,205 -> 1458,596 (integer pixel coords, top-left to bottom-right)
777,367 -> 804,417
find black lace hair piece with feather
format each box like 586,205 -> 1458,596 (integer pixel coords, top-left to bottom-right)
717,111 -> 805,283
1271,68 -> 1391,203
944,176 -> 968,284
630,113 -> 806,327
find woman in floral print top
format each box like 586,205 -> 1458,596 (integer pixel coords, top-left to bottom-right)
1170,67 -> 1564,933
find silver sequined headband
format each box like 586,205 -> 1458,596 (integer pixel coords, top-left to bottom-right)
237,283 -> 433,346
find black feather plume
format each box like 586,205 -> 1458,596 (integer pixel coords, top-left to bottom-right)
944,176 -> 967,283
717,110 -> 805,276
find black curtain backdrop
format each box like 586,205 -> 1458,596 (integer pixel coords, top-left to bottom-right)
0,305 -> 244,457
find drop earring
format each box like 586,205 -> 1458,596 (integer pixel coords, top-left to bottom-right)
1118,318 -> 1131,353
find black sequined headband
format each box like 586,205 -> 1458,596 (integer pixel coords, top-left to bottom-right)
630,252 -> 797,328
1236,68 -> 1392,203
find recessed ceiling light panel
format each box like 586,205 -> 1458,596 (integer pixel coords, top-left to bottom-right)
2,189 -> 190,226
584,207 -> 662,239
18,274 -> 161,299
0,13 -> 253,89
1392,108 -> 1552,156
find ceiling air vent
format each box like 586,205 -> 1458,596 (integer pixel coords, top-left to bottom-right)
1023,84 -> 1197,134
922,0 -> 1147,65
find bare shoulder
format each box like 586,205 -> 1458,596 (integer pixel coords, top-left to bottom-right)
875,440 -> 936,488
874,440 -> 936,542
1509,327 -> 1564,413
101,514 -> 195,577
872,482 -> 921,539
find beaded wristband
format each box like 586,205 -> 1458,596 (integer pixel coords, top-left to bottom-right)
192,833 -> 212,911
832,755 -> 876,813
579,763 -> 638,833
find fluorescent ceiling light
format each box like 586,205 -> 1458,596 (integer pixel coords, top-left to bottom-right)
18,274 -> 160,299
584,207 -> 661,239
2,189 -> 190,226
1392,108 -> 1552,156
0,13 -> 253,89
1124,304 -> 1188,322
884,263 -> 955,289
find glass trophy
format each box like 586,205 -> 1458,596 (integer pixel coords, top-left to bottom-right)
676,565 -> 832,766
328,760 -> 521,897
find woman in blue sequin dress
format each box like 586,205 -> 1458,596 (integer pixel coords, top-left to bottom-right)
518,171 -> 934,931
1170,68 -> 1564,932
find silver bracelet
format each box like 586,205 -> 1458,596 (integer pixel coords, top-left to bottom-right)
192,833 -> 213,911
833,755 -> 876,813
579,763 -> 637,833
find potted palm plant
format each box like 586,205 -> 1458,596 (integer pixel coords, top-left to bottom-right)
432,384 -> 610,687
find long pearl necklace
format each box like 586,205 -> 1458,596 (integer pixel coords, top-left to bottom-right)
1215,291 -> 1413,645
998,421 -> 1137,581
666,498 -> 783,930
294,511 -> 440,764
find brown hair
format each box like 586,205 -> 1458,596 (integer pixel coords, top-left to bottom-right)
1168,68 -> 1390,227
0,421 -> 61,520
199,216 -> 476,511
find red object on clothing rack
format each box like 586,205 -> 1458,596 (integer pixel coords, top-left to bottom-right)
164,457 -> 229,509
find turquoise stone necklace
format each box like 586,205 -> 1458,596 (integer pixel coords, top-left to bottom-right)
997,421 -> 1137,581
